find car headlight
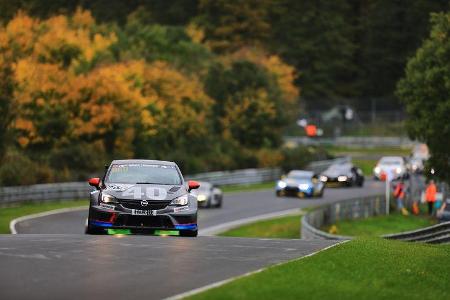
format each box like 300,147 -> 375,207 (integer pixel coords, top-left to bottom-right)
374,166 -> 381,174
101,193 -> 118,204
197,194 -> 207,202
277,181 -> 287,188
319,175 -> 328,182
338,176 -> 347,182
395,167 -> 402,174
171,194 -> 189,206
299,184 -> 310,190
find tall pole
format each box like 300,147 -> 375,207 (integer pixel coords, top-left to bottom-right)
386,178 -> 390,215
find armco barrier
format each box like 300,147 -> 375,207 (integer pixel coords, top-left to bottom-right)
301,195 -> 450,244
301,195 -> 386,240
0,168 -> 282,205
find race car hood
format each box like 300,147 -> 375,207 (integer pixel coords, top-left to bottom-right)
284,178 -> 312,187
322,169 -> 351,178
102,183 -> 186,201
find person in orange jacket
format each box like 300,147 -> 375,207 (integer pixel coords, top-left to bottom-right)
425,180 -> 437,215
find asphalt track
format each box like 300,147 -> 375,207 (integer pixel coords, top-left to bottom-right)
2,181 -> 384,299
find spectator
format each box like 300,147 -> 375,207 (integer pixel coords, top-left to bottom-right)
437,198 -> 450,222
393,180 -> 408,215
425,180 -> 437,215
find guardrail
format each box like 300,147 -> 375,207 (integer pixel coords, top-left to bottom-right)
284,136 -> 413,148
301,195 -> 386,240
383,222 -> 450,244
0,168 -> 282,205
301,195 -> 450,244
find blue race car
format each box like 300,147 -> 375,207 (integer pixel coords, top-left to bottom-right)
276,170 -> 325,198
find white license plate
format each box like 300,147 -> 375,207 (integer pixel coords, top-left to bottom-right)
131,209 -> 156,216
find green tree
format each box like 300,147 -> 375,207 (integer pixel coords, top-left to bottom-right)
197,0 -> 271,53
396,12 -> 450,183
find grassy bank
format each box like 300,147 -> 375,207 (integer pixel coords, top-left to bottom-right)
219,214 -> 302,239
322,212 -> 436,237
188,238 -> 450,300
0,200 -> 88,234
353,158 -> 377,176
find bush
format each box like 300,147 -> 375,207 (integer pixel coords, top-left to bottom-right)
0,151 -> 53,186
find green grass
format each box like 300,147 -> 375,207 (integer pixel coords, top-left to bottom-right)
188,238 -> 450,300
219,214 -> 303,239
322,212 -> 436,237
353,158 -> 377,176
326,145 -> 411,156
0,199 -> 88,234
221,182 -> 274,193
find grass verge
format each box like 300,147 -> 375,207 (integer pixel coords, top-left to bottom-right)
322,212 -> 436,237
221,182 -> 274,193
219,214 -> 302,239
0,199 -> 88,234
188,238 -> 450,300
353,158 -> 377,176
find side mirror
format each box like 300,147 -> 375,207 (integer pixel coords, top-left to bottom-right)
188,180 -> 200,191
88,177 -> 100,188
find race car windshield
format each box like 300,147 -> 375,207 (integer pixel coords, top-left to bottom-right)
106,164 -> 182,185
287,174 -> 311,180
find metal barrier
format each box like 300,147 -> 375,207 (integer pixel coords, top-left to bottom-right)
301,195 -> 450,244
0,168 -> 282,205
284,136 -> 413,148
383,222 -> 450,244
301,195 -> 386,240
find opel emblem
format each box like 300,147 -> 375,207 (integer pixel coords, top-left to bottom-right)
141,200 -> 148,207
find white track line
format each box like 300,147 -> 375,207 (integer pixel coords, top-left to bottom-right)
199,208 -> 304,236
9,206 -> 88,234
164,240 -> 348,300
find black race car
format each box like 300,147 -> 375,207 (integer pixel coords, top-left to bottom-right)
319,163 -> 364,187
86,159 -> 199,237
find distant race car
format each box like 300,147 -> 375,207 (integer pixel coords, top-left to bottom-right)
276,170 -> 325,198
373,156 -> 408,180
85,159 -> 199,237
319,163 -> 364,187
191,181 -> 223,208
408,157 -> 424,174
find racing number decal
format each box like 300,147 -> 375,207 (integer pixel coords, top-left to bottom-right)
122,187 -> 167,200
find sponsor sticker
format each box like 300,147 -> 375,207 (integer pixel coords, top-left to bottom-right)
100,203 -> 116,210
173,206 -> 189,213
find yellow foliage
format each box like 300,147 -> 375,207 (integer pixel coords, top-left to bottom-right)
228,47 -> 299,103
5,11 -> 39,55
72,7 -> 95,28
186,23 -> 205,44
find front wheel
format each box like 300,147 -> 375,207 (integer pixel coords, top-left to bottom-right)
85,222 -> 106,235
179,229 -> 198,237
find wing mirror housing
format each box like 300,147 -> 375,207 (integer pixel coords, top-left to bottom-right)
188,180 -> 200,191
88,177 -> 100,189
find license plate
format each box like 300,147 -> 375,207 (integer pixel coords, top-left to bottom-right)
131,209 -> 156,216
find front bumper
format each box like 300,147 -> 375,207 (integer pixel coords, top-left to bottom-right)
277,186 -> 314,197
88,203 -> 197,232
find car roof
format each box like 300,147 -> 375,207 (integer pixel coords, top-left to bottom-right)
288,170 -> 314,177
379,156 -> 403,162
110,159 -> 177,166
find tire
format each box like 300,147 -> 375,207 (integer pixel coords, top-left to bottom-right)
85,207 -> 106,235
215,196 -> 222,208
85,222 -> 106,235
179,229 -> 198,237
276,191 -> 282,197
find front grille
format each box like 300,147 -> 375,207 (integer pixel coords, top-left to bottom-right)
119,199 -> 171,210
